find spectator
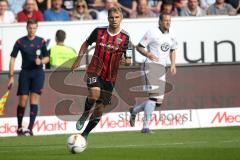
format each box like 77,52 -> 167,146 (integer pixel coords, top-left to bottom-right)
180,0 -> 206,16
17,0 -> 44,22
62,0 -> 75,11
199,0 -> 215,10
148,0 -> 162,14
225,0 -> 239,11
175,0 -> 188,13
160,0 -> 178,16
117,0 -> 137,18
36,0 -> 51,13
131,0 -> 156,18
86,0 -> 104,10
49,30 -> 76,69
237,3 -> 240,14
119,0 -> 137,9
0,0 -> 15,23
8,0 -> 25,15
44,0 -> 70,21
62,0 -> 76,19
72,0 -> 93,20
207,0 -> 236,15
98,0 -> 117,20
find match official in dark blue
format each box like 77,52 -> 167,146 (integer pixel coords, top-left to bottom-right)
8,19 -> 49,136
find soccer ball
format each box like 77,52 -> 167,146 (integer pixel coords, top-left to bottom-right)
67,134 -> 87,154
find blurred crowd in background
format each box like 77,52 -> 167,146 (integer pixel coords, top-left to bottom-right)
0,0 -> 239,23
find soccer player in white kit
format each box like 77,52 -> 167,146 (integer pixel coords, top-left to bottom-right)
129,13 -> 177,133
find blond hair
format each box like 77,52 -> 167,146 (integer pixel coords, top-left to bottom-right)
108,6 -> 123,17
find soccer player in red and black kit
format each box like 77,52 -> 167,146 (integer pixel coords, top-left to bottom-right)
8,19 -> 49,136
71,7 -> 131,139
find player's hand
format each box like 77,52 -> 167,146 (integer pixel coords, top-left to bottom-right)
115,2 -> 121,7
147,52 -> 159,62
120,57 -> 131,66
120,58 -> 126,65
71,57 -> 81,72
8,77 -> 14,89
125,58 -> 131,66
170,65 -> 176,76
35,57 -> 42,65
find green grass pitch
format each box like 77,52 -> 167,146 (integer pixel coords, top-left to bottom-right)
1,127 -> 240,160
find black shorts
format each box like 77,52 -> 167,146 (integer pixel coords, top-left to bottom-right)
86,74 -> 114,105
17,69 -> 45,96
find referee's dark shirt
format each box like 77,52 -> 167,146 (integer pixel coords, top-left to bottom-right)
11,36 -> 48,70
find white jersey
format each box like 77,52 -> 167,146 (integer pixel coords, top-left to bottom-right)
139,27 -> 177,66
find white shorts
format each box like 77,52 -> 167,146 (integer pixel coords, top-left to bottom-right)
142,62 -> 166,100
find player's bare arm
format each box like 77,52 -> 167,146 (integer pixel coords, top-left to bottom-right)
71,41 -> 89,72
136,44 -> 159,62
170,49 -> 176,76
8,57 -> 16,88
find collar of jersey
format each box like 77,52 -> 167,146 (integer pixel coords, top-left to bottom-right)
107,27 -> 122,36
158,26 -> 169,34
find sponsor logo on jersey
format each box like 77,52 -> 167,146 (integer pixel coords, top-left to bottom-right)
161,43 -> 170,52
116,38 -> 122,45
99,42 -> 119,50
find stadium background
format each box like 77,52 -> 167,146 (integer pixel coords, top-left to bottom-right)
0,16 -> 240,137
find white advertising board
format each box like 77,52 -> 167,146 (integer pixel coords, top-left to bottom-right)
1,107 -> 239,137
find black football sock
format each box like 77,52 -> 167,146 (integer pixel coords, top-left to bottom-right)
82,114 -> 101,137
28,104 -> 38,131
17,105 -> 25,129
80,98 -> 95,121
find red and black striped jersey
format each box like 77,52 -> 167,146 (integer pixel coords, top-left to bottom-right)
86,26 -> 130,83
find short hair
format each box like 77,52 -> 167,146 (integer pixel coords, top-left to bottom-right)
56,30 -> 66,42
0,0 -> 9,5
159,12 -> 171,21
23,0 -> 37,10
27,19 -> 38,27
108,7 -> 123,17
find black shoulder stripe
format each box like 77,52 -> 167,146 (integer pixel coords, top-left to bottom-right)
121,29 -> 130,38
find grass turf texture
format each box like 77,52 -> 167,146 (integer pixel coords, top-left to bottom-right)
0,127 -> 240,160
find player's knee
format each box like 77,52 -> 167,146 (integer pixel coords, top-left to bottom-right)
87,97 -> 97,104
88,95 -> 99,102
149,97 -> 162,108
19,97 -> 28,107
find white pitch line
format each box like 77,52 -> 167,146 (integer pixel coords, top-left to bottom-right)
220,140 -> 240,143
91,141 -> 206,149
0,141 -> 200,153
0,140 -> 239,153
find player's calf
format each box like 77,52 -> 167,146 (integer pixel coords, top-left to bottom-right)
129,108 -> 136,127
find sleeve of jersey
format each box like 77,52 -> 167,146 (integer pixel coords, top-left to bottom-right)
123,36 -> 131,58
86,28 -> 98,45
123,36 -> 129,51
138,30 -> 152,48
171,37 -> 178,50
41,39 -> 49,57
10,40 -> 20,58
